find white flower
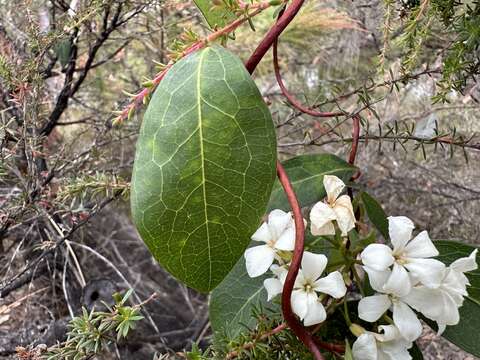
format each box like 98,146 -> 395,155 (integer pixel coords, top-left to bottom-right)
352,325 -> 412,360
361,216 -> 445,295
310,175 -> 355,236
358,267 -> 422,342
291,251 -> 347,326
263,265 -> 288,301
245,210 -> 296,278
403,249 -> 478,335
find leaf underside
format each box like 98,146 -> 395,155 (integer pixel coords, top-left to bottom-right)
131,46 -> 277,292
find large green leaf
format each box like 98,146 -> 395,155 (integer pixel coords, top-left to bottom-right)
209,256 -> 277,338
193,0 -> 235,29
431,240 -> 480,356
131,46 -> 277,292
360,191 -> 388,239
267,154 -> 356,211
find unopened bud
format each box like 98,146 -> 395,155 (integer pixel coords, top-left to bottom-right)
350,323 -> 366,337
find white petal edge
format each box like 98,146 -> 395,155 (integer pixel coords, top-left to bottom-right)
352,333 -> 378,360
388,216 -> 414,252
251,222 -> 271,243
361,244 -> 394,271
244,245 -> 275,278
264,278 -> 283,301
382,263 -> 412,298
314,271 -> 347,298
310,201 -> 337,234
358,295 -> 391,322
323,175 -> 345,204
301,251 -> 328,282
392,301 -> 422,342
404,258 -> 445,288
404,230 -> 438,258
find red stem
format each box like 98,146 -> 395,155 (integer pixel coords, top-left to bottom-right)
276,161 -> 324,360
273,38 -> 343,118
245,0 -> 306,74
348,115 -> 360,165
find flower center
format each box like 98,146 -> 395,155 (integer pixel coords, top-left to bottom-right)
303,280 -> 315,293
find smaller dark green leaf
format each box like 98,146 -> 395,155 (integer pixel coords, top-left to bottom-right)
268,154 -> 356,211
209,255 -> 278,338
410,343 -> 424,360
360,191 -> 388,239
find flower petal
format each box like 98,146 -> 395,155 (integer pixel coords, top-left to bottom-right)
268,209 -> 292,240
311,221 -> 335,236
291,289 -> 310,320
404,230 -> 438,258
358,295 -> 391,322
363,266 -> 391,292
251,222 -> 271,243
383,263 -> 411,297
303,296 -> 327,326
275,225 -> 295,251
244,245 -> 275,278
376,325 -> 401,342
402,287 -> 443,320
263,278 -> 283,301
388,216 -> 414,252
301,251 -> 328,281
333,195 -> 356,236
314,271 -> 346,298
404,258 -> 445,288
310,201 -> 337,236
392,301 -> 422,342
361,244 -> 394,271
323,175 -> 345,204
352,333 -> 378,360
450,249 -> 478,273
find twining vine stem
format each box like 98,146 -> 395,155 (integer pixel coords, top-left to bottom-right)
272,35 -> 344,118
276,161 -> 324,360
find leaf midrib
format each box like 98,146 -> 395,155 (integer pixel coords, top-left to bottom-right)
197,49 -> 212,289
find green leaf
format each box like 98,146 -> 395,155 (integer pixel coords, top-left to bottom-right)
360,191 -> 388,239
131,46 -> 277,292
410,343 -> 424,360
209,255 -> 277,338
267,154 -> 356,211
193,0 -> 235,29
431,240 -> 480,356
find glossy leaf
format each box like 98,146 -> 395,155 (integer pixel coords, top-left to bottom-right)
431,240 -> 480,357
267,154 -> 356,211
193,0 -> 235,29
131,46 -> 277,292
360,191 -> 388,239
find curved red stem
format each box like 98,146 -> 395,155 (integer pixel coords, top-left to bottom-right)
276,161 -> 324,360
245,0 -> 306,74
273,38 -> 343,118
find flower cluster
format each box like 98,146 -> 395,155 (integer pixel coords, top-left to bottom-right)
244,175 -> 352,326
244,175 -> 478,360
354,216 -> 478,359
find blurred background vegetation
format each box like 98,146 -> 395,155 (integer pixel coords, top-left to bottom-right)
0,0 -> 479,359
